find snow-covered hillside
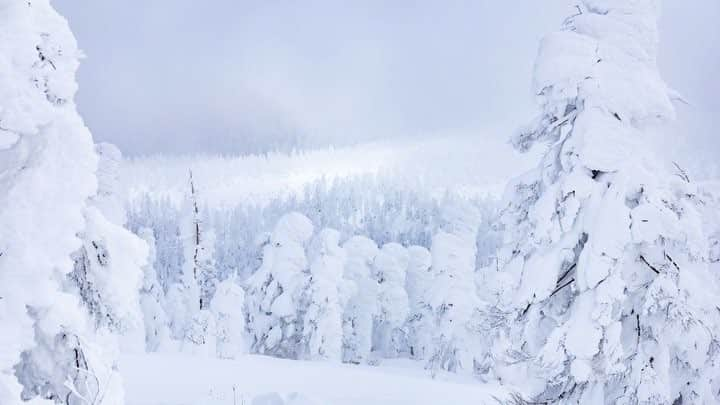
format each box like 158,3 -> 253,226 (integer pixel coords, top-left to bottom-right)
120,133 -> 540,208
121,353 -> 510,405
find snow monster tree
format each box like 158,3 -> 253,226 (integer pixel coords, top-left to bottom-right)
498,1 -> 720,403
0,1 -> 132,403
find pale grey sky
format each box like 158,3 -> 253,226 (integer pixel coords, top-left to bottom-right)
55,1 -> 718,165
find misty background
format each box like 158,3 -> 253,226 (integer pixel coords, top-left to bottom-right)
55,1 -> 718,169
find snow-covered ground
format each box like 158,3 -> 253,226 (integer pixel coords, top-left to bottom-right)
120,133 -> 541,208
121,353 -> 511,405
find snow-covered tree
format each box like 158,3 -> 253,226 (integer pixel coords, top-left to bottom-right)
183,170 -> 218,312
137,227 -> 171,352
167,170 -> 218,353
496,1 -> 720,403
302,228 -> 347,361
405,245 -> 433,360
212,277 -> 247,359
183,309 -> 216,357
0,1 -> 126,402
69,207 -> 147,353
92,143 -> 127,225
245,212 -> 314,359
165,283 -> 194,342
341,236 -> 380,364
373,243 -> 410,358
426,200 -> 482,374
69,143 -> 147,353
126,173 -> 504,291
196,230 -> 217,312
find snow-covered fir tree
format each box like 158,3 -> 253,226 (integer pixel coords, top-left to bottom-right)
167,170 -> 218,353
0,1 -> 126,402
245,212 -> 314,359
183,170 -> 218,312
372,243 -> 410,358
69,143 -> 147,353
302,228 -> 348,361
495,1 -> 720,403
341,236 -> 380,364
137,227 -> 171,352
212,277 -> 247,359
404,245 -> 433,360
126,172 -> 507,289
426,200 -> 482,374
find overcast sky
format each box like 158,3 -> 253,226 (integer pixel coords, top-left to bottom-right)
54,1 -> 719,163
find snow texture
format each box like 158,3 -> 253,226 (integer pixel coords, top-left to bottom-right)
0,1 -> 130,403
499,1 -> 720,403
246,213 -> 314,359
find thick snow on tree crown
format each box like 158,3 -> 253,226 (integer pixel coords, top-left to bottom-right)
496,1 -> 720,403
514,0 -> 674,167
0,1 -> 135,403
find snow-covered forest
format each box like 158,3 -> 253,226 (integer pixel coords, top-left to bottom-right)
2,0 -> 719,404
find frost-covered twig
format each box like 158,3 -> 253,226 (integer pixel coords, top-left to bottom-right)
639,255 -> 660,274
555,263 -> 576,285
549,278 -> 574,298
672,161 -> 691,183
664,252 -> 680,271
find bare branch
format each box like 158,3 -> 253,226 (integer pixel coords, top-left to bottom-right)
549,278 -> 575,298
639,255 -> 660,274
672,161 -> 690,183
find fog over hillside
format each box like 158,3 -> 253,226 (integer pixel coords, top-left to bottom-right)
55,0 -> 719,167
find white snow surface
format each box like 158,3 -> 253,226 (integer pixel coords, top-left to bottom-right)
120,353 -> 510,405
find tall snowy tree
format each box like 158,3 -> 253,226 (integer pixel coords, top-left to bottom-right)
137,227 -> 171,352
372,242 -> 410,358
167,170 -> 217,353
302,228 -> 347,361
341,235 -> 380,364
69,143 -> 147,353
245,212 -> 314,359
0,1 -> 126,403
426,200 -> 482,374
405,245 -> 433,360
496,1 -> 720,403
183,170 -> 217,312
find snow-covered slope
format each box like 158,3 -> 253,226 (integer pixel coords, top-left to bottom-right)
120,133 -> 540,208
121,353 -> 510,405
